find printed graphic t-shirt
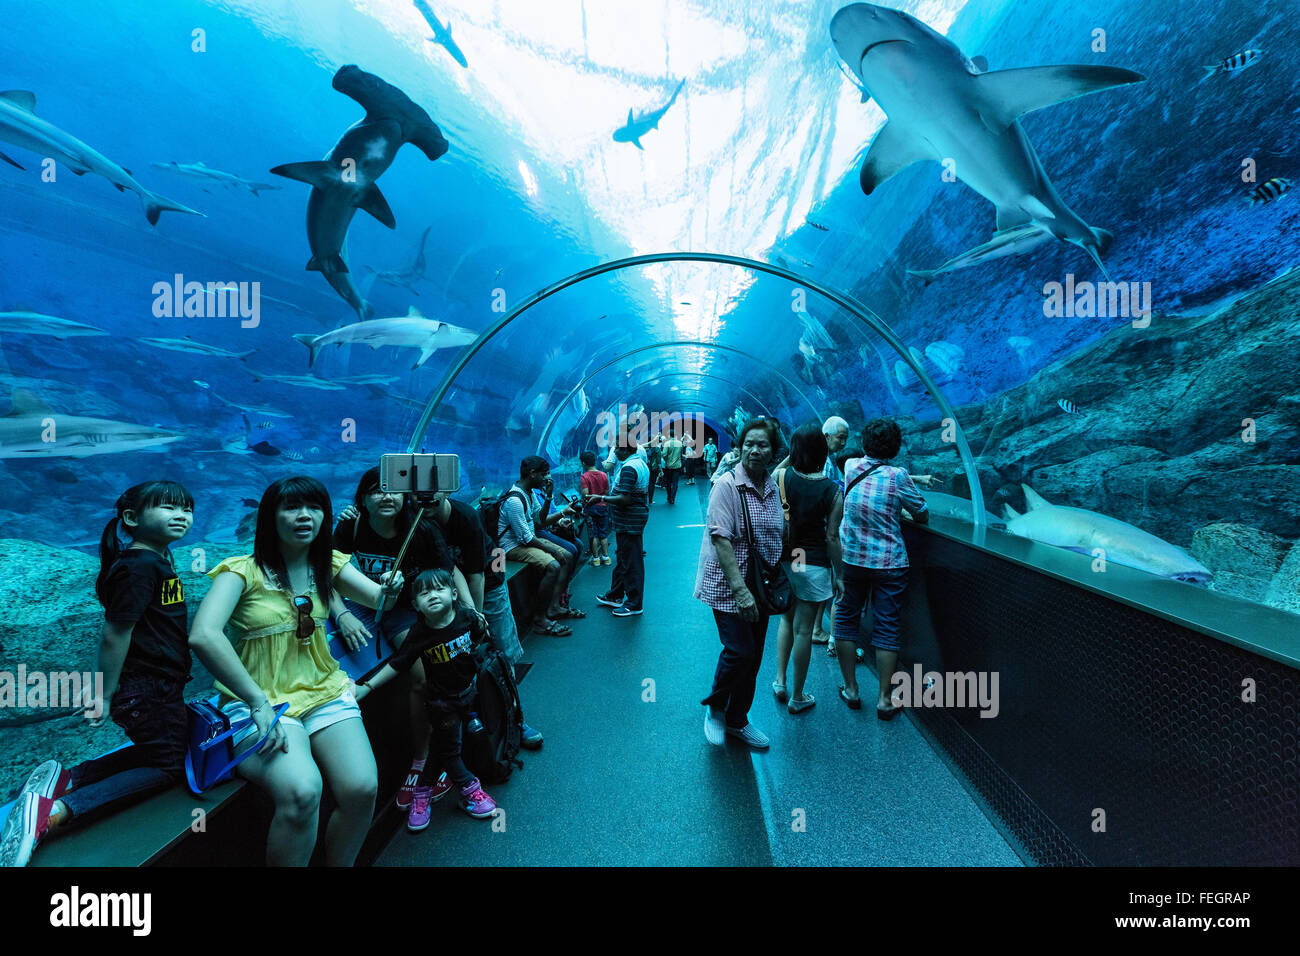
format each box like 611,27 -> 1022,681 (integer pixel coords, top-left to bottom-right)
333,516 -> 453,610
388,607 -> 487,699
103,548 -> 191,682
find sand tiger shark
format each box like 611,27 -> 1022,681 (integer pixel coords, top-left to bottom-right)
0,390 -> 181,458
414,0 -> 468,68
271,65 -> 449,320
1003,485 -> 1212,584
829,3 -> 1142,276
0,91 -> 204,225
293,306 -> 477,370
613,79 -> 685,150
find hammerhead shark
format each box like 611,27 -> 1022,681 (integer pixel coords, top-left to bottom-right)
364,224 -> 433,295
829,3 -> 1142,277
271,65 -> 449,320
414,0 -> 468,68
613,79 -> 685,150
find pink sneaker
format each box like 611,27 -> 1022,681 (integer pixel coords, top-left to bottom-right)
398,769 -> 450,810
407,786 -> 433,832
460,778 -> 497,819
0,794 -> 55,867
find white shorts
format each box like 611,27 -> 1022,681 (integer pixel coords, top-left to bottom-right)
225,690 -> 361,751
782,561 -> 833,603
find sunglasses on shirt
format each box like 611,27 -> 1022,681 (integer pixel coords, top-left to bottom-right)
294,594 -> 314,646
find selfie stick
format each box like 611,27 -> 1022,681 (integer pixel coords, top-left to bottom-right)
373,460 -> 436,659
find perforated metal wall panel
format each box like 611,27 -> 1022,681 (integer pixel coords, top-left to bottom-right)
899,528 -> 1300,866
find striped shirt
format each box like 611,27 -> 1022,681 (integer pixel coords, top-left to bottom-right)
694,463 -> 784,614
840,457 -> 927,569
611,456 -> 649,533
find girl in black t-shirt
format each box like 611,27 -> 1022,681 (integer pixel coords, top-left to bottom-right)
356,569 -> 499,828
1,481 -> 198,867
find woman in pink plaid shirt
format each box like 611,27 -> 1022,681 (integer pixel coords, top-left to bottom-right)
695,419 -> 785,751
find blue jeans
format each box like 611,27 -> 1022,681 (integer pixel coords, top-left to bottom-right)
482,580 -> 524,666
833,565 -> 909,651
61,672 -> 188,826
701,610 -> 770,728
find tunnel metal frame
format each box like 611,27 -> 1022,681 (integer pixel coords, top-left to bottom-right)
410,252 -> 985,524
534,340 -> 823,458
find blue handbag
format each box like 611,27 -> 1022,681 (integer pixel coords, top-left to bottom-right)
184,699 -> 291,795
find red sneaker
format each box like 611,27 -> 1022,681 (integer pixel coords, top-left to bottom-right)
0,794 -> 54,867
395,769 -> 421,809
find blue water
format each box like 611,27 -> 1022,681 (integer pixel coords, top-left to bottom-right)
0,0 -> 1296,551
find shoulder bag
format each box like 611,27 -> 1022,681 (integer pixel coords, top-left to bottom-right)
738,481 -> 792,615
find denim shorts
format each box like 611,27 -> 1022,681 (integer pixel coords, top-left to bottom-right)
587,504 -> 611,539
226,690 -> 362,751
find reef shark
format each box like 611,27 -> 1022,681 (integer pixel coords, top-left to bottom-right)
414,0 -> 468,68
271,65 -> 449,321
293,306 -> 477,369
364,225 -> 432,295
829,3 -> 1142,276
613,79 -> 685,150
0,390 -> 181,458
1002,484 -> 1212,584
0,90 -> 204,225
151,161 -> 280,195
0,311 -> 107,338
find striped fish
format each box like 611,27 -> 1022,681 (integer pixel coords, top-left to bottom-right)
1204,49 -> 1262,76
1248,177 -> 1294,206
282,449 -> 304,461
1057,398 -> 1081,415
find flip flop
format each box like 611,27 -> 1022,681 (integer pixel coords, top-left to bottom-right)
877,705 -> 902,721
534,620 -> 572,637
839,686 -> 862,710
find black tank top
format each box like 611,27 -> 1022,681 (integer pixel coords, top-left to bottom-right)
781,470 -> 838,566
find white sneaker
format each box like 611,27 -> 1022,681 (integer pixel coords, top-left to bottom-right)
725,723 -> 770,750
703,707 -> 726,746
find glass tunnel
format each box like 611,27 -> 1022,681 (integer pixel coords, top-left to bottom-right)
0,0 -> 1297,875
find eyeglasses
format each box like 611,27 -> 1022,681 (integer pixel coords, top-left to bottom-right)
293,594 -> 314,645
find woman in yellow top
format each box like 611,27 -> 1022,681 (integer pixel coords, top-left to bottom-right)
190,476 -> 404,866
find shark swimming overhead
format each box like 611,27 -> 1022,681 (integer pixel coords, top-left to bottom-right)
0,390 -> 182,458
138,336 -> 255,359
829,3 -> 1143,277
0,311 -> 108,338
414,0 -> 468,68
271,65 -> 449,321
364,225 -> 433,295
293,306 -> 477,370
151,161 -> 280,196
613,79 -> 685,150
0,90 -> 205,225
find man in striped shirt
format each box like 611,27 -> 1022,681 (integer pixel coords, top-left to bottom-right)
594,442 -> 650,617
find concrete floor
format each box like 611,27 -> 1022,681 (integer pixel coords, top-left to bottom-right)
376,481 -> 1021,866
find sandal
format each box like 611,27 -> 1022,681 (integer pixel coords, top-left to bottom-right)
534,620 -> 572,637
839,686 -> 862,710
811,632 -> 829,645
552,607 -> 586,620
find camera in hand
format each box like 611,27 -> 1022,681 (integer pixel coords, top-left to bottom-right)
379,453 -> 461,505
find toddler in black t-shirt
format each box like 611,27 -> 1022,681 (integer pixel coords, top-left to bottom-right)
356,568 -> 499,827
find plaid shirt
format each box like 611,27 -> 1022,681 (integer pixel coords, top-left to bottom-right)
694,463 -> 784,614
839,457 -> 927,569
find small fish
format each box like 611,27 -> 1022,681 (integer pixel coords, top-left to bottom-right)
240,498 -> 259,508
1204,49 -> 1262,77
283,449 -> 303,461
251,440 -> 280,456
806,220 -> 830,232
1058,398 -> 1081,414
255,420 -> 275,430
309,446 -> 320,454
50,465 -> 78,484
1248,177 -> 1293,206
194,379 -> 210,389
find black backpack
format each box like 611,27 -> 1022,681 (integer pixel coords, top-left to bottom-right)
477,489 -> 529,547
463,647 -> 525,784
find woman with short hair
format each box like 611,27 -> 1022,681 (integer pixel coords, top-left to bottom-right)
697,419 -> 784,749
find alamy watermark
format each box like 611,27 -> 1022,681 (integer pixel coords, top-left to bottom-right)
0,665 -> 104,719
152,273 -> 260,327
1043,274 -> 1152,327
891,665 -> 1000,718
595,404 -> 708,448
